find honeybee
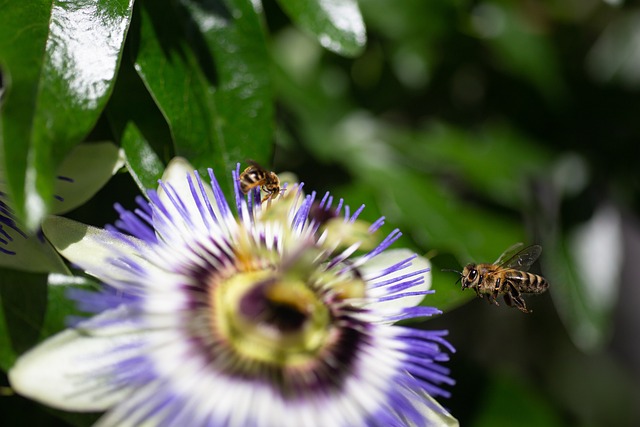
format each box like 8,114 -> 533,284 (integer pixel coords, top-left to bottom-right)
239,161 -> 281,202
451,243 -> 549,313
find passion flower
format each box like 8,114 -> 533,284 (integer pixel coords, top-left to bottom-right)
9,159 -> 456,426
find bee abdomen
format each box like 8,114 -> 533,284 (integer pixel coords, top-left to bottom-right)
239,169 -> 264,192
519,272 -> 549,294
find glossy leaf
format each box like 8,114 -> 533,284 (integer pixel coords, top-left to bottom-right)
120,124 -> 166,192
0,0 -> 53,231
0,0 -> 134,231
106,55 -> 173,192
181,0 -> 274,167
277,0 -> 367,57
132,0 -> 273,194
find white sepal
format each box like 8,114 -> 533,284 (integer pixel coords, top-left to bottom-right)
42,216 -> 147,283
407,389 -> 459,427
53,142 -> 125,215
0,227 -> 70,274
9,307 -> 140,412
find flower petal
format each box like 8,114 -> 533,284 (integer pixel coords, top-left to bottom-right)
53,142 -> 125,215
9,307 -> 139,412
42,216 -> 147,282
0,226 -> 69,273
408,389 -> 459,427
361,248 -> 432,312
157,157 -> 196,194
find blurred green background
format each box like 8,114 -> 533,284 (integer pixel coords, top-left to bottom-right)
1,0 -> 640,425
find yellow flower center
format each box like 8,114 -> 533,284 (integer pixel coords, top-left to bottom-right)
213,270 -> 333,367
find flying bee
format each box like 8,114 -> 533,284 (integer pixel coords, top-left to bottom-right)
447,243 -> 549,313
239,161 -> 281,202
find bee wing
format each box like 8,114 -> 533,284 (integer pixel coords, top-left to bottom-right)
493,243 -> 525,264
495,244 -> 542,271
246,159 -> 266,171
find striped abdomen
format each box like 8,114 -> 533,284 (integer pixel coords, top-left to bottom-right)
239,167 -> 267,193
504,270 -> 549,294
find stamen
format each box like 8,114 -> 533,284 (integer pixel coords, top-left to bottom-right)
368,216 -> 385,233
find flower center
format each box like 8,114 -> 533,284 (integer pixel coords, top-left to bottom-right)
212,271 -> 332,367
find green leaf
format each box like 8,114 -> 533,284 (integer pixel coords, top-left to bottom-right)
131,0 -> 273,194
106,55 -> 172,192
0,0 -> 135,230
120,124 -> 166,192
181,0 -> 274,166
277,0 -> 367,57
379,173 -> 524,311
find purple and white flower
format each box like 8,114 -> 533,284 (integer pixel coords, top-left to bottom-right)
9,158 -> 457,426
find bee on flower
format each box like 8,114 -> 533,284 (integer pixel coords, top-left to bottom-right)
9,158 -> 457,426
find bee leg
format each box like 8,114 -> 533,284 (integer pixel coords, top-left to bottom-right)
261,191 -> 275,203
506,282 -> 530,313
262,189 -> 280,203
503,292 -> 514,307
489,277 -> 500,306
486,292 -> 499,306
